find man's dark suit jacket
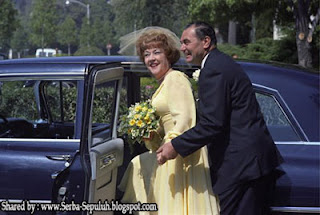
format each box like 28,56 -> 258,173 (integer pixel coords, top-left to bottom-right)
172,48 -> 282,195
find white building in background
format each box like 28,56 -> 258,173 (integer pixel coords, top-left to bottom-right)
273,20 -> 286,40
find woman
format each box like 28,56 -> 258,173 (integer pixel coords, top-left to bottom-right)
118,28 -> 219,215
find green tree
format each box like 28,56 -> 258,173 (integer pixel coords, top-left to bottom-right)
188,0 -> 319,68
75,18 -> 104,56
90,0 -> 116,52
74,45 -> 104,56
79,17 -> 92,48
30,0 -> 58,49
57,16 -> 78,56
188,0 -> 277,44
10,22 -> 29,58
111,0 -> 189,40
91,19 -> 114,52
0,0 -> 19,52
282,0 -> 319,68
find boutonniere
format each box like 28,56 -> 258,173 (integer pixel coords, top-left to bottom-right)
192,69 -> 201,82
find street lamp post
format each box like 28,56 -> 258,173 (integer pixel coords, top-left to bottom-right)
65,0 -> 90,25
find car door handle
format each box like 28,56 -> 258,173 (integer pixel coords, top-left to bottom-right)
46,155 -> 71,161
100,154 -> 116,169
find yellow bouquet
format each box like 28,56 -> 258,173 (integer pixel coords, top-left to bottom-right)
118,100 -> 160,145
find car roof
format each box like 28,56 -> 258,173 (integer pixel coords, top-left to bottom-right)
0,56 -> 318,141
0,56 -> 139,77
0,55 -> 138,64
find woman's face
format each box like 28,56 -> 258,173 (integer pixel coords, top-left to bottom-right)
143,47 -> 170,81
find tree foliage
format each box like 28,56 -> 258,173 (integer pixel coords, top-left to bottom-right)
57,16 -> 78,56
90,0 -> 116,49
281,0 -> 319,68
30,0 -> 58,48
78,17 -> 92,48
10,21 -> 29,57
6,0 -> 319,69
188,0 -> 319,68
74,45 -> 105,56
188,0 -> 278,42
111,0 -> 189,39
0,0 -> 19,51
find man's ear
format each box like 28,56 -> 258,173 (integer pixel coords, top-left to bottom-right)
203,36 -> 211,49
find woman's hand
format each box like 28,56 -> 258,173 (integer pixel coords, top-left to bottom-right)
142,130 -> 155,141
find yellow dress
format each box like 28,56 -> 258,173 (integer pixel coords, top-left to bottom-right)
118,70 -> 219,215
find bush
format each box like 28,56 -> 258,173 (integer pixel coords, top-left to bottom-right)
74,45 -> 105,56
218,43 -> 245,59
140,77 -> 159,101
218,37 -> 298,65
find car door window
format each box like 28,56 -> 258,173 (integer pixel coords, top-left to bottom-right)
0,80 -> 38,138
45,81 -> 77,123
0,80 -> 78,139
0,80 -> 38,120
255,92 -> 301,141
91,80 -> 118,145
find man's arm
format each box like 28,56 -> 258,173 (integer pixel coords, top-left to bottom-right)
157,56 -> 231,164
173,60 -> 229,156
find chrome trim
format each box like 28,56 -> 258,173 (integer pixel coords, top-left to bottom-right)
46,154 -> 71,161
275,141 -> 320,146
0,138 -> 80,142
0,76 -> 84,82
253,84 -> 309,142
0,72 -> 82,77
271,206 -> 320,213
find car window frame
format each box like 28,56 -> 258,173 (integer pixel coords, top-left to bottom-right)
252,83 -> 309,142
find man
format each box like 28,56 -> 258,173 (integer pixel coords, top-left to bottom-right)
156,21 -> 282,214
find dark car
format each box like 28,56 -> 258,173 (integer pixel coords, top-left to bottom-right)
0,56 -> 318,214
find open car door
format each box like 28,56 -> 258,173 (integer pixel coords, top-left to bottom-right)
82,66 -> 124,212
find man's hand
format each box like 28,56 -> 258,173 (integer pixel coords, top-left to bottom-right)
156,141 -> 178,165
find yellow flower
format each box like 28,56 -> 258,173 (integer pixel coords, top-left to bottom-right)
129,119 -> 136,126
136,120 -> 144,127
135,105 -> 142,112
144,115 -> 150,121
146,118 -> 151,124
118,99 -> 159,145
134,114 -> 141,119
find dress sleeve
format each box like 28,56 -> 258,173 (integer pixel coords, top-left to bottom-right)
164,71 -> 196,141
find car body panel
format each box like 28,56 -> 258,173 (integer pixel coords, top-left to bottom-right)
274,142 -> 320,206
0,139 -> 79,202
241,62 -> 319,142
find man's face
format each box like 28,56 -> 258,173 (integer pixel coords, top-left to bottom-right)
180,26 -> 206,65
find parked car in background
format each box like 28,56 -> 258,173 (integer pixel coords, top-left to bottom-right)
0,56 -> 318,214
35,48 -> 62,57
